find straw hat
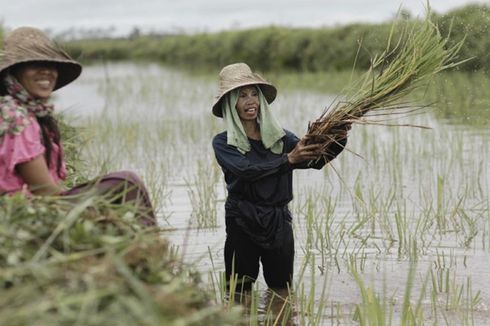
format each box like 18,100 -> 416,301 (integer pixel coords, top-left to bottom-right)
0,26 -> 82,95
212,62 -> 277,117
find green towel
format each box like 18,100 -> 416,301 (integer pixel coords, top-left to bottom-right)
221,87 -> 285,154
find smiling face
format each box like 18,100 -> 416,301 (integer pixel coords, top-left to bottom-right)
12,62 -> 58,99
235,85 -> 260,121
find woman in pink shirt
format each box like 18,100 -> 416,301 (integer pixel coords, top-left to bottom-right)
0,27 -> 155,225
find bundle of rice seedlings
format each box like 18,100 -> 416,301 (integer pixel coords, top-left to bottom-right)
306,7 -> 468,160
0,194 -> 242,325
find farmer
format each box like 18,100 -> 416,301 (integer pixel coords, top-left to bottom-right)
212,63 -> 349,292
0,27 -> 155,225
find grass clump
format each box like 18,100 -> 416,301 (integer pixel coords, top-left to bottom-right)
0,194 -> 241,325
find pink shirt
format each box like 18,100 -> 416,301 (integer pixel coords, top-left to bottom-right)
0,115 -> 66,194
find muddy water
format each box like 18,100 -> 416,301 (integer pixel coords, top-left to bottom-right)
55,62 -> 490,323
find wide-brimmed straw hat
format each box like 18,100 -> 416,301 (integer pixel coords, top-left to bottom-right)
0,26 -> 82,95
212,62 -> 277,117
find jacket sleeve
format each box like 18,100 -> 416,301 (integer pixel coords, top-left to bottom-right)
212,134 -> 292,182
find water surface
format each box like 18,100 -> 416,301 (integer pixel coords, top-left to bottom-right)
55,62 -> 490,323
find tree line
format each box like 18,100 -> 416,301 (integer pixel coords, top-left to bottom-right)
1,4 -> 489,72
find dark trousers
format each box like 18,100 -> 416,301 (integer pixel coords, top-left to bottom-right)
224,223 -> 294,292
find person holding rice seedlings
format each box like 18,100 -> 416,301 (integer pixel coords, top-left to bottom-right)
0,27 -> 155,225
212,63 -> 350,292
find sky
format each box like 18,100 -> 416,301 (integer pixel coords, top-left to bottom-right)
1,0 -> 488,36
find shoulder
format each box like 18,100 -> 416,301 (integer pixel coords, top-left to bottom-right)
212,131 -> 241,156
282,129 -> 299,142
281,129 -> 300,151
282,129 -> 297,139
0,96 -> 36,137
212,131 -> 227,147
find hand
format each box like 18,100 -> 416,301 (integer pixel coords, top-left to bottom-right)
287,136 -> 323,164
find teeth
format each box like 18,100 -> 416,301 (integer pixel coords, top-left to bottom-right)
37,80 -> 51,87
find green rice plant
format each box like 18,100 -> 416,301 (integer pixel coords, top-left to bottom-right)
423,181 -> 486,247
484,200 -> 490,251
431,267 -> 452,295
430,269 -> 481,324
435,174 -> 447,231
348,252 -> 368,274
372,190 -> 397,241
394,209 -> 409,257
294,252 -> 330,326
446,276 -> 481,312
350,260 -> 429,325
401,264 -> 429,326
350,267 -> 392,325
206,247 -> 224,305
140,155 -> 172,222
457,207 -> 479,248
299,192 -> 339,271
391,205 -> 424,260
433,249 -> 457,270
186,158 -> 220,229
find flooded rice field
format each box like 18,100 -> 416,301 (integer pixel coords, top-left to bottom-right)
55,62 -> 490,324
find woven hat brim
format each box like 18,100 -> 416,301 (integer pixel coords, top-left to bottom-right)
0,59 -> 82,95
212,82 -> 277,118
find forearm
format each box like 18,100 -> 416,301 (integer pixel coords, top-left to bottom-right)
30,183 -> 64,195
16,155 -> 64,195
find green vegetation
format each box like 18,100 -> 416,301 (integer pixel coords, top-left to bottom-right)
0,194 -> 241,325
64,4 -> 489,73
